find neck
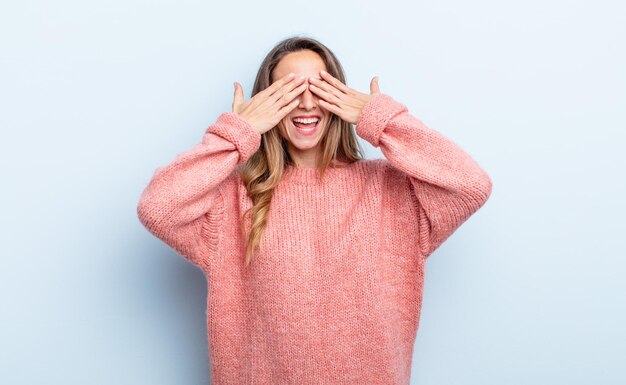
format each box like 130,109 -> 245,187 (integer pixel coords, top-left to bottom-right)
287,148 -> 321,168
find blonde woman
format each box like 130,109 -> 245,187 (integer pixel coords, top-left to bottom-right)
137,35 -> 492,384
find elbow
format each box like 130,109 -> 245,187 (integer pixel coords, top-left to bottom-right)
458,167 -> 493,212
136,193 -> 165,236
480,169 -> 493,196
472,170 -> 493,208
136,198 -> 152,231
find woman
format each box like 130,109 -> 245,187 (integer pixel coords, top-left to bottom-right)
137,36 -> 492,385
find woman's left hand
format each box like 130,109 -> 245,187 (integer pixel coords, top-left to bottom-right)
308,70 -> 381,125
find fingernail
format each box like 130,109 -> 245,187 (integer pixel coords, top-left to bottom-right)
320,70 -> 327,75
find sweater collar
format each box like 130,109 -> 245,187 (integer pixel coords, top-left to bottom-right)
281,161 -> 359,185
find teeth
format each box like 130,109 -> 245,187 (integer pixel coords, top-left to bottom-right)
293,118 -> 319,124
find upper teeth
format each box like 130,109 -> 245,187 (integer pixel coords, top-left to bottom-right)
293,117 -> 319,124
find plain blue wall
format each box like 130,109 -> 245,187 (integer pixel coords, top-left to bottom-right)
1,0 -> 624,384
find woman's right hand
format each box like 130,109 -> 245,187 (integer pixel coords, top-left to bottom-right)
232,73 -> 307,135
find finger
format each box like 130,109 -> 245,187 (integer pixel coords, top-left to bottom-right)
264,72 -> 298,99
317,98 -> 340,115
281,81 -> 307,106
233,82 -> 243,108
309,77 -> 345,101
309,82 -> 342,106
319,70 -> 353,94
271,76 -> 306,105
278,96 -> 302,116
232,82 -> 242,112
370,76 -> 381,94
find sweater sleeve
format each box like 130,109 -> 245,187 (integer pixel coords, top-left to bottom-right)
136,112 -> 261,270
355,93 -> 493,260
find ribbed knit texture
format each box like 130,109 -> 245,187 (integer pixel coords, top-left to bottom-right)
137,93 -> 493,385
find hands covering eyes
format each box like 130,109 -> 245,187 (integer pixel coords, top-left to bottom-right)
232,71 -> 381,135
307,70 -> 380,125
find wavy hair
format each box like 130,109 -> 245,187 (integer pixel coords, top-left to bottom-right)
235,35 -> 365,267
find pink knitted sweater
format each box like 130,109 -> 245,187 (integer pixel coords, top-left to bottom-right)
137,93 -> 492,384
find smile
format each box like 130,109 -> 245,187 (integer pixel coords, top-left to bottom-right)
291,117 -> 320,136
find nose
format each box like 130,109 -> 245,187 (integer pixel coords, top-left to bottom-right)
298,81 -> 318,110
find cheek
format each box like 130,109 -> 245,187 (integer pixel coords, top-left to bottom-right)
278,119 -> 291,136
281,118 -> 291,131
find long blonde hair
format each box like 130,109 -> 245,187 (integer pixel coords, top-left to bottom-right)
236,35 -> 365,267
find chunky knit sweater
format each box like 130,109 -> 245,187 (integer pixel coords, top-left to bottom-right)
136,93 -> 492,385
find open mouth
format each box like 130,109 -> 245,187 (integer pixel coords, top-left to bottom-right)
291,116 -> 321,135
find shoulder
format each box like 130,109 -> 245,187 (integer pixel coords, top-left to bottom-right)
361,158 -> 409,183
363,159 -> 416,204
345,159 -> 413,199
336,158 -> 390,183
341,158 -> 388,174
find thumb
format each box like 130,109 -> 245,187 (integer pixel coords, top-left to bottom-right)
232,82 -> 243,112
370,76 -> 381,95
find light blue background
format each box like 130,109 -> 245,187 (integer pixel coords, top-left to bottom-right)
1,1 -> 624,384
